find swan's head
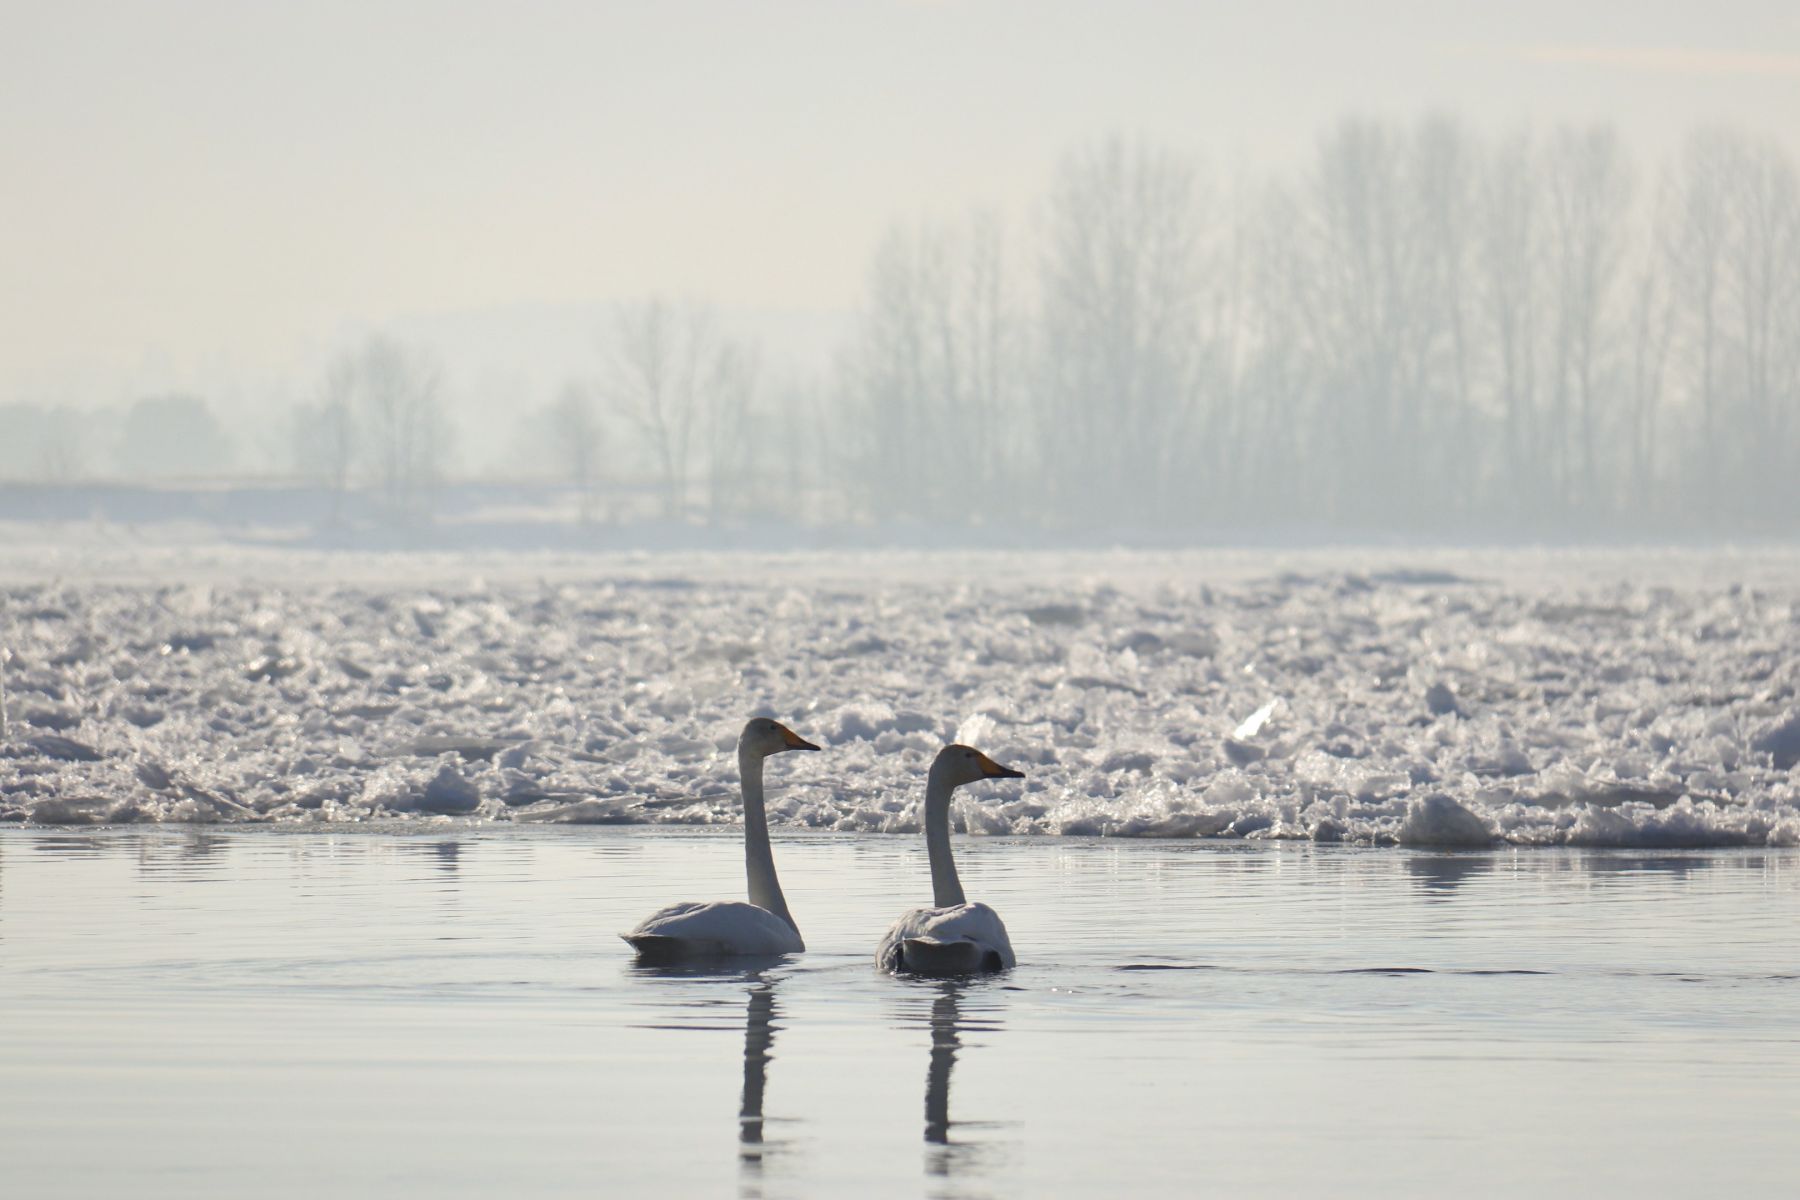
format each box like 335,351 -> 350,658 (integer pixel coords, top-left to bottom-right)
932,743 -> 1025,790
740,717 -> 821,758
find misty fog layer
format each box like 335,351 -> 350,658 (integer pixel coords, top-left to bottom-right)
4,118 -> 1796,541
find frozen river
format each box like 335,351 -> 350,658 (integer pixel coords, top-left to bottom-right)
4,546 -> 1798,846
3,828 -> 1796,1198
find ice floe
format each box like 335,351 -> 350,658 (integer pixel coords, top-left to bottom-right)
2,549 -> 1798,846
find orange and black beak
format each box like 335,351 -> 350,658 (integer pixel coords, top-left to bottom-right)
975,750 -> 1024,779
775,723 -> 821,753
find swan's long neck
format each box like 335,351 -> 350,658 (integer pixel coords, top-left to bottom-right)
924,762 -> 967,909
741,744 -> 798,932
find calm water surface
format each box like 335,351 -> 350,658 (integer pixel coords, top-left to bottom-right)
2,829 -> 1796,1198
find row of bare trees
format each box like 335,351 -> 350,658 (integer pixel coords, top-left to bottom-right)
498,302 -> 767,525
291,337 -> 449,524
1,394 -> 233,482
267,118 -> 1791,538
827,120 -> 1798,536
6,116 -> 1790,542
602,301 -> 763,522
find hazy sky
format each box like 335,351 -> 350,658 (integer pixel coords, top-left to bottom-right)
4,0 -> 1797,413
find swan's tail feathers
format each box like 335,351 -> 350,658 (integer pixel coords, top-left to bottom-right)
624,933 -> 719,961
900,938 -> 1003,976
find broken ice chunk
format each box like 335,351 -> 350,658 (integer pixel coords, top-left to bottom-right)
28,734 -> 101,762
244,652 -> 302,682
1399,794 -> 1496,847
421,765 -> 481,814
1751,712 -> 1800,770
955,713 -> 999,747
1022,604 -> 1086,627
23,706 -> 80,731
1222,737 -> 1267,766
1425,682 -> 1462,717
1233,698 -> 1280,740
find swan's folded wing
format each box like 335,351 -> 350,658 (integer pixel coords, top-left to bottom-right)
623,900 -> 804,957
877,901 -> 1015,972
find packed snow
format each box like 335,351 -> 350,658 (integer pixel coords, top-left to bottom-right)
3,546 -> 1798,847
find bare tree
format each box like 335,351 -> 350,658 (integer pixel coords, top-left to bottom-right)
1410,115 -> 1481,519
839,225 -> 943,521
1663,130 -> 1735,511
1039,136 -> 1210,526
699,341 -> 759,523
544,382 -> 605,524
293,357 -> 357,522
1721,135 -> 1800,523
1232,178 -> 1318,525
605,300 -> 702,520
0,403 -> 88,481
764,369 -> 833,524
838,214 -> 1020,523
1304,118 -> 1422,526
1477,129 -> 1547,518
602,299 -> 767,523
303,337 -> 447,526
1542,124 -> 1632,516
365,338 -> 448,524
1621,228 -> 1675,518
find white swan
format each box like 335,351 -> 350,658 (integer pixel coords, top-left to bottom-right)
623,718 -> 818,959
877,744 -> 1023,975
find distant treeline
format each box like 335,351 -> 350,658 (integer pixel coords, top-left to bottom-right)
827,119 -> 1799,538
4,117 -> 1796,540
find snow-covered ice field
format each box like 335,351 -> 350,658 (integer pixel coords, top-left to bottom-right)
4,540 -> 1798,847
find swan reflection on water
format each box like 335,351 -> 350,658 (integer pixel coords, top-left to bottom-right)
925,985 -> 960,1147
915,981 -> 1009,1181
738,979 -> 779,1169
628,960 -> 790,1194
629,964 -> 1011,1191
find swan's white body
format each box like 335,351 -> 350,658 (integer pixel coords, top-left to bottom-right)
628,899 -> 802,959
624,720 -> 815,959
877,901 -> 1014,974
878,745 -> 1021,975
